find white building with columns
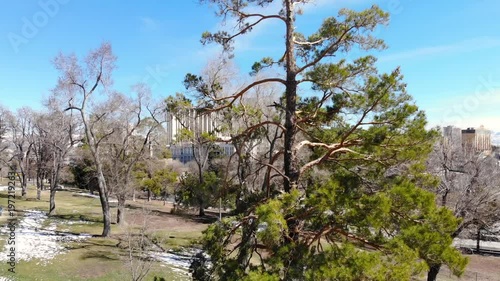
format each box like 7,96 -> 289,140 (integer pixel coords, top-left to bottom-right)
165,109 -> 233,163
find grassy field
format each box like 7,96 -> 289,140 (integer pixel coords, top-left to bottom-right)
0,179 -> 209,281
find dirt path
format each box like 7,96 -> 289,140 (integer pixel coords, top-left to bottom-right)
439,254 -> 500,280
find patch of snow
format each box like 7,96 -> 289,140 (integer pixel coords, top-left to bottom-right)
152,252 -> 191,270
150,248 -> 201,276
0,210 -> 91,265
57,220 -> 92,225
453,238 -> 500,251
73,192 -> 118,203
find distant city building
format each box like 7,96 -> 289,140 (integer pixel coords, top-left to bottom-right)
166,109 -> 227,144
461,125 -> 491,152
442,125 -> 492,152
169,143 -> 235,164
165,109 -> 234,164
443,125 -> 462,148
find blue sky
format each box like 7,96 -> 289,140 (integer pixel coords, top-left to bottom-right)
1,0 -> 500,131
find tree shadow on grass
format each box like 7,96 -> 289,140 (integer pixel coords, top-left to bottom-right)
50,213 -> 102,223
80,249 -> 120,261
126,203 -> 220,224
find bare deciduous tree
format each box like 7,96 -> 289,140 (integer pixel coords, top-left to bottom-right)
428,138 -> 500,234
8,107 -> 36,197
426,136 -> 500,279
53,42 -> 117,237
29,112 -> 51,201
41,97 -> 80,214
0,106 -> 12,176
102,86 -> 166,224
121,206 -> 155,281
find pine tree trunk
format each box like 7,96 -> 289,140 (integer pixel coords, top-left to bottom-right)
49,187 -> 56,216
281,4 -> 301,279
427,264 -> 441,281
283,0 -> 298,193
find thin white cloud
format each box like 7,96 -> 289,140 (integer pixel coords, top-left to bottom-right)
140,17 -> 159,32
301,0 -> 380,12
425,88 -> 500,132
431,116 -> 500,133
379,37 -> 500,63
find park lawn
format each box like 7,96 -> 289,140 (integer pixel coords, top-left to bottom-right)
0,183 -> 206,280
0,241 -> 188,281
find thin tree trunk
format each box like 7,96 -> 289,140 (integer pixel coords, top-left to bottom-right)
49,187 -> 56,216
41,173 -> 45,190
198,201 -> 205,217
49,163 -> 61,216
117,195 -> 126,224
441,188 -> 449,206
36,174 -> 41,200
19,171 -> 27,197
427,264 -> 441,281
147,189 -> 151,202
197,161 -> 205,217
476,227 -> 481,252
132,189 -> 136,202
79,98 -> 112,237
96,168 -> 111,237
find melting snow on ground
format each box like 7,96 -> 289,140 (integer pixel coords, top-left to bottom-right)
0,208 -> 200,279
73,192 -> 118,203
0,210 -> 92,265
453,238 -> 500,250
150,248 -> 202,278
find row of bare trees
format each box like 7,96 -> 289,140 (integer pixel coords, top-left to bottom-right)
425,136 -> 500,279
428,137 -> 500,238
50,43 -> 179,236
0,43 -> 181,237
0,104 -> 77,209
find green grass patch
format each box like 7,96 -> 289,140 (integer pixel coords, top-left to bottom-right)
0,186 -> 197,280
150,229 -> 203,249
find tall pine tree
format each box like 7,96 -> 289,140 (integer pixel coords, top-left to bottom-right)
189,1 -> 467,280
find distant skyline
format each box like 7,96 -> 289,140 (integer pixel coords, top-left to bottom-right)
1,0 -> 500,132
